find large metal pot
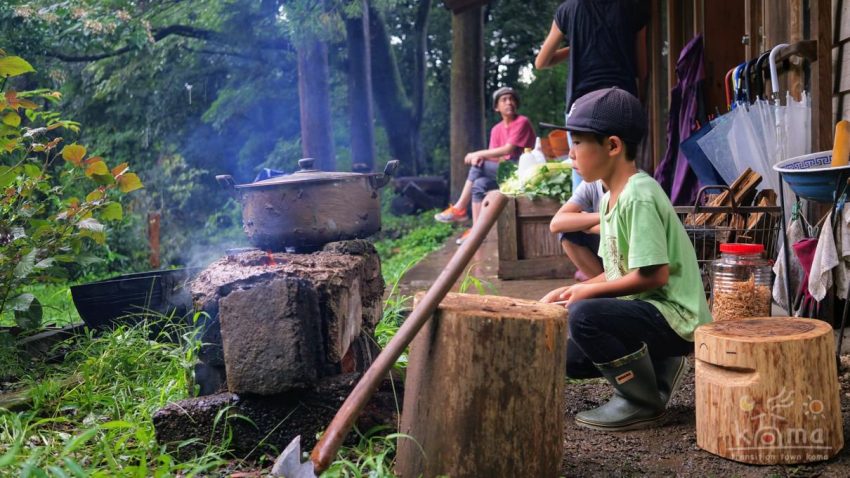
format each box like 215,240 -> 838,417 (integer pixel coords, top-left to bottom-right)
216,159 -> 399,251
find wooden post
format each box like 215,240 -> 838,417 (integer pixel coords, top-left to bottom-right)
695,318 -> 843,464
147,211 -> 161,269
396,293 -> 568,478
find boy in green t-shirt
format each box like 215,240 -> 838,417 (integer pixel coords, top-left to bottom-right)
542,88 -> 711,431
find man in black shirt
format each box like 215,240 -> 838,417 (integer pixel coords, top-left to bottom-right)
536,0 -> 649,110
535,0 -> 649,190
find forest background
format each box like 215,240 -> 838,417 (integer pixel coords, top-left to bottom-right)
0,0 -> 567,275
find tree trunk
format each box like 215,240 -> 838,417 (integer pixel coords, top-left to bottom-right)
345,0 -> 376,172
297,37 -> 336,171
396,293 -> 567,478
449,6 -> 485,199
695,318 -> 843,464
368,1 -> 431,175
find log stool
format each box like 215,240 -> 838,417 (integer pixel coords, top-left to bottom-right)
695,318 -> 843,464
395,293 -> 568,478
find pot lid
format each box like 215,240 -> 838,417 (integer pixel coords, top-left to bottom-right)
236,158 -> 372,188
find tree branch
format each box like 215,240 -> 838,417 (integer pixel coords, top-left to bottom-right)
42,24 -> 291,63
179,46 -> 263,62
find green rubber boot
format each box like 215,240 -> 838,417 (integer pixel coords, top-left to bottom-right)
575,344 -> 665,431
654,355 -> 689,407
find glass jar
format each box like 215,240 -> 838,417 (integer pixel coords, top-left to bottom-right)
710,243 -> 772,321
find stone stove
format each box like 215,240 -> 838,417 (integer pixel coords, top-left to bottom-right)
190,240 -> 383,395
153,240 -> 399,458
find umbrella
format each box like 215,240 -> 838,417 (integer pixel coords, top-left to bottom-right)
769,43 -> 812,164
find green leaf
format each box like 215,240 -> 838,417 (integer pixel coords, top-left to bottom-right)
85,190 -> 104,202
0,440 -> 20,467
62,427 -> 99,454
0,166 -> 15,187
79,229 -> 106,244
100,420 -> 134,430
75,255 -> 105,266
35,257 -> 55,269
101,202 -> 123,221
46,466 -> 69,478
84,160 -> 108,177
497,160 -> 518,183
2,138 -> 19,153
24,163 -> 41,178
62,458 -> 87,478
117,172 -> 143,193
0,56 -> 35,78
91,173 -> 115,186
2,111 -> 21,127
14,249 -> 37,279
61,144 -> 86,166
14,296 -> 42,329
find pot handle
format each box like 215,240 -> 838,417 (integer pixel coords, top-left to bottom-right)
216,175 -> 239,198
369,160 -> 400,190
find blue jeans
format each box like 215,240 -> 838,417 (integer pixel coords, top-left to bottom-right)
467,160 -> 502,203
566,298 -> 693,379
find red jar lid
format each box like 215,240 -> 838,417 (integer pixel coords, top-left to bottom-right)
719,243 -> 764,254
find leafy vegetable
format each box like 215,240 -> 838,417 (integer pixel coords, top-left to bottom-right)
499,161 -> 573,203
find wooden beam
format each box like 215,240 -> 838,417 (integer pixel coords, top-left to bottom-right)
812,0 -> 833,151
787,0 -> 804,101
667,0 -> 682,96
648,0 -> 665,171
745,0 -> 764,60
763,0 -> 791,95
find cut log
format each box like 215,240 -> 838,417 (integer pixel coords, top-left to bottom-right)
695,318 -> 844,464
396,293 -> 568,478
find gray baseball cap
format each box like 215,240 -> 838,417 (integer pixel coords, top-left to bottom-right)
566,88 -> 646,144
492,86 -> 520,108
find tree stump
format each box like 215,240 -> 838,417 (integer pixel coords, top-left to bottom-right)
395,293 -> 568,478
695,318 -> 843,464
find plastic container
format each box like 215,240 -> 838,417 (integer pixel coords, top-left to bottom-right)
548,130 -> 569,157
518,141 -> 546,179
709,243 -> 772,321
531,137 -> 546,164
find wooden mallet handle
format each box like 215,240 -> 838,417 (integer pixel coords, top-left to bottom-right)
309,190 -> 509,473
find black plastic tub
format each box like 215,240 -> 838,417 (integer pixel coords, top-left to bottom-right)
70,269 -> 197,331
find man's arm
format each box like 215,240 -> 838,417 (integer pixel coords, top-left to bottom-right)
465,143 -> 517,166
535,21 -> 570,70
540,271 -> 606,303
573,263 -> 667,301
550,202 -> 600,233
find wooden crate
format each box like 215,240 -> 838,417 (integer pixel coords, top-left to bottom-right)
497,196 -> 574,280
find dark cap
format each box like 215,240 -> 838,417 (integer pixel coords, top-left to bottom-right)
566,88 -> 646,144
492,86 -> 520,108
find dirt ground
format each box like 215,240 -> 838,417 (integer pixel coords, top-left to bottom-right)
560,356 -> 850,477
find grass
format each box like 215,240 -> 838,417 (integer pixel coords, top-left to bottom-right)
0,317 -> 232,477
373,211 -> 456,285
0,283 -> 81,329
0,209 -> 456,476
